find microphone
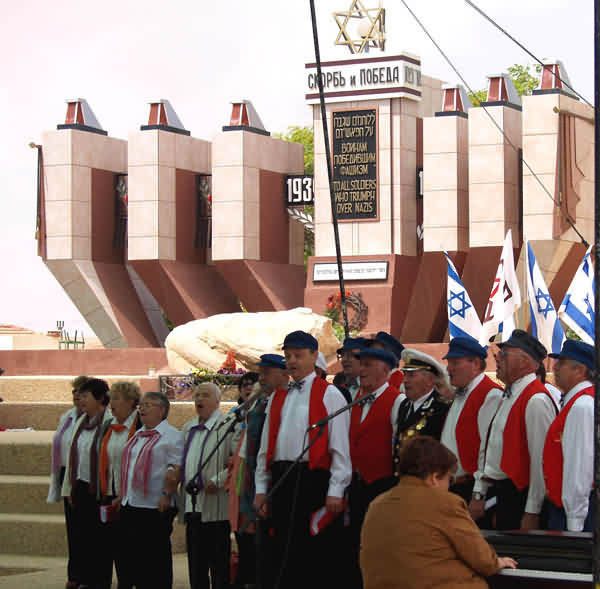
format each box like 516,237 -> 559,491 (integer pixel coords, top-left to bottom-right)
307,391 -> 376,431
215,383 -> 265,430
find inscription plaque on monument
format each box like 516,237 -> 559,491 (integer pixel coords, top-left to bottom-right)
332,108 -> 378,220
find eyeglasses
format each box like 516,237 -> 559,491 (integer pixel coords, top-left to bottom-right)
337,352 -> 360,360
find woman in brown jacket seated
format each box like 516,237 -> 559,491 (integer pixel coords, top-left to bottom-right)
360,436 -> 516,588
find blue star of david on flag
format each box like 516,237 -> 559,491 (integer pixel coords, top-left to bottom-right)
448,290 -> 472,319
526,241 -> 564,353
535,288 -> 554,319
445,253 -> 481,341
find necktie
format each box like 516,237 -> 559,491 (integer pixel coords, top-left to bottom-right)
288,380 -> 304,391
503,386 -> 512,399
182,423 -> 207,482
406,403 -> 415,421
560,395 -> 566,409
99,423 -> 127,496
51,415 -> 73,475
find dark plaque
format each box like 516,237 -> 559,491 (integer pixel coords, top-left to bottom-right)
332,109 -> 377,220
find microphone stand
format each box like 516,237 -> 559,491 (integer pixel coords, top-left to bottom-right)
185,397 -> 260,510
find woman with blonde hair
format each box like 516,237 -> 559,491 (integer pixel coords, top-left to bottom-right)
100,381 -> 142,588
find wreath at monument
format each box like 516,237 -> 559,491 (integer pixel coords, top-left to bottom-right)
325,290 -> 368,341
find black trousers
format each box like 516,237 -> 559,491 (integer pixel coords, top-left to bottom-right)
492,479 -> 529,530
347,474 -> 396,589
449,476 -> 474,504
234,530 -> 256,587
255,518 -> 275,589
70,480 -> 113,589
60,468 -> 79,583
270,462 -> 344,589
120,504 -> 177,589
185,514 -> 230,589
101,495 -> 132,589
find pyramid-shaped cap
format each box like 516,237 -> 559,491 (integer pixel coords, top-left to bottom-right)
538,60 -> 577,99
439,85 -> 470,113
485,74 -> 521,106
141,99 -> 190,135
223,100 -> 269,136
57,99 -> 107,135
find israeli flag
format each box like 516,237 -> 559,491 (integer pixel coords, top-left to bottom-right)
445,252 -> 482,340
558,246 -> 595,345
525,240 -> 565,353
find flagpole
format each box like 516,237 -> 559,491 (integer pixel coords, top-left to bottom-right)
593,0 -> 600,582
309,0 -> 350,338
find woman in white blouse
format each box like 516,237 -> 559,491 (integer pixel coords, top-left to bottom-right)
47,375 -> 88,589
62,378 -> 113,589
99,381 -> 141,589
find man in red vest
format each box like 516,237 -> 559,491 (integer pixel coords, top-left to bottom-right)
440,337 -> 502,508
254,330 -> 351,589
347,347 -> 403,589
543,339 -> 595,532
477,330 -> 557,530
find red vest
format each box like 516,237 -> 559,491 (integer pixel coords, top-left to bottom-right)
500,378 -> 557,490
389,370 -> 404,389
266,377 -> 331,471
455,375 -> 498,476
543,386 -> 594,507
350,385 -> 400,484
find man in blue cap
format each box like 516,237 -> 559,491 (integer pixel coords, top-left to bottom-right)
335,337 -> 367,401
254,331 -> 351,589
347,347 -> 403,589
371,331 -> 405,389
543,340 -> 595,532
480,329 -> 557,530
440,337 -> 503,510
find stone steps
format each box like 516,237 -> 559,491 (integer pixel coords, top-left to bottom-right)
0,431 -> 186,558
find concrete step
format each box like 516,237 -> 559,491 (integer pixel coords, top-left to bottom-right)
0,431 -> 53,476
0,514 -> 68,556
0,475 -> 62,515
0,401 -> 234,431
0,513 -> 186,557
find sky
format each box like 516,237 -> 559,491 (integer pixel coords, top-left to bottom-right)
0,0 -> 593,337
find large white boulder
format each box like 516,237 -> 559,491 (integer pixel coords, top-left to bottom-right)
165,307 -> 340,374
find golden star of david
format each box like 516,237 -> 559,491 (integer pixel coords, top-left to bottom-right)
333,0 -> 386,54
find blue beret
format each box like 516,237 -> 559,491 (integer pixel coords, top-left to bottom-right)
359,348 -> 397,368
443,336 -> 488,360
497,329 -> 547,363
257,354 -> 286,369
375,331 -> 404,360
282,330 -> 318,351
336,337 -> 367,354
548,339 -> 595,372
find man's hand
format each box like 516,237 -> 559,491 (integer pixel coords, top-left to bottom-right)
254,493 -> 268,518
520,512 -> 540,530
204,480 -> 217,495
158,494 -> 171,513
468,498 -> 485,521
326,496 -> 344,514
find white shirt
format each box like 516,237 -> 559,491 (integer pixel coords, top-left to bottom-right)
441,373 -> 502,482
255,371 -> 352,498
105,410 -> 138,497
359,382 -> 405,426
121,419 -> 184,509
545,382 -> 562,407
181,409 -> 235,520
481,373 -> 556,514
76,428 -> 96,483
47,407 -> 81,503
560,380 -> 594,531
411,389 -> 434,412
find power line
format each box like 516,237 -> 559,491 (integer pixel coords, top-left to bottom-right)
463,0 -> 593,108
398,0 -> 589,247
